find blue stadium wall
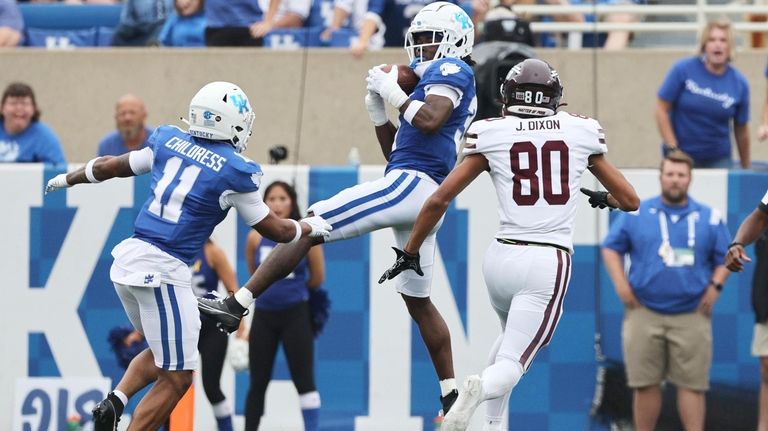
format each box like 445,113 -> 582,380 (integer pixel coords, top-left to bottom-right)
2,164 -> 762,430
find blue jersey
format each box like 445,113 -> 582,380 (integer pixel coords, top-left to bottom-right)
190,247 -> 219,298
0,121 -> 65,164
386,58 -> 476,184
254,237 -> 310,310
205,0 -> 263,28
657,56 -> 749,162
368,0 -> 458,47
133,125 -> 263,264
97,127 -> 153,156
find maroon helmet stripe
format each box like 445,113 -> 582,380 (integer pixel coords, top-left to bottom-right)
539,252 -> 571,349
519,249 -> 564,367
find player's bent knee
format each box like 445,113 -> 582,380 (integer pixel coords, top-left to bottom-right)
158,369 -> 194,396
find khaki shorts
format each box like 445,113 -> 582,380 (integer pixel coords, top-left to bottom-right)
752,322 -> 768,357
622,306 -> 711,391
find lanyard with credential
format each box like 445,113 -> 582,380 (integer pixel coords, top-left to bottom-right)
658,211 -> 696,250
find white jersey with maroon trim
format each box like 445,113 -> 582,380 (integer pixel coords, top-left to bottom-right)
463,111 -> 607,252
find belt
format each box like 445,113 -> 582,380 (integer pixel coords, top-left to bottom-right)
496,238 -> 570,254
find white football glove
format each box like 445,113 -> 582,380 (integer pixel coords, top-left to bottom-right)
45,173 -> 70,195
300,215 -> 332,239
365,91 -> 388,126
366,65 -> 409,109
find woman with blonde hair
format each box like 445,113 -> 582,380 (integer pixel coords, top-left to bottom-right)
655,19 -> 751,168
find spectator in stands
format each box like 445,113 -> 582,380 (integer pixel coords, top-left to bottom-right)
0,82 -> 65,164
497,0 -> 583,48
204,0 -> 310,47
569,0 -> 640,50
362,0 -> 462,48
244,181 -> 325,431
655,20 -> 750,169
0,0 -> 23,47
320,0 -> 385,57
158,0 -> 206,47
111,0 -> 173,46
602,150 -> 731,431
97,94 -> 151,156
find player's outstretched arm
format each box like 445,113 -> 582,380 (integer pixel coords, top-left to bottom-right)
252,212 -> 332,245
726,208 -> 768,271
587,154 -> 639,211
45,149 -> 150,194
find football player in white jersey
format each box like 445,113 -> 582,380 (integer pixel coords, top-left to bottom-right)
198,1 -> 477,415
380,58 -> 640,431
45,82 -> 331,431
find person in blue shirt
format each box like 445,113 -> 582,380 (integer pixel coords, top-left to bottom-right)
111,0 -> 173,46
204,0 -> 310,47
243,181 -> 325,431
602,150 -> 731,431
97,94 -> 153,157
198,1 -> 476,417
655,20 -> 751,169
0,82 -> 65,164
367,0 -> 459,48
45,81 -> 332,431
158,0 -> 206,47
0,0 -> 23,47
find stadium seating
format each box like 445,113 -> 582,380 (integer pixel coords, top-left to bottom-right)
19,3 -> 122,48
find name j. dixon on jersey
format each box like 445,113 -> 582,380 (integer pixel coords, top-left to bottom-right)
164,136 -> 226,172
515,118 -> 561,131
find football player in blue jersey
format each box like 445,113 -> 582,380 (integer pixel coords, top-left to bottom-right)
198,2 -> 476,416
45,81 -> 332,431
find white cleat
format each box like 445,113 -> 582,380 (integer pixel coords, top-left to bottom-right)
442,375 -> 484,431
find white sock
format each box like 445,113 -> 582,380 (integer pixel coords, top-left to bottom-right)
113,390 -> 128,407
212,400 -> 231,418
439,378 -> 457,396
234,288 -> 255,308
299,391 -> 321,409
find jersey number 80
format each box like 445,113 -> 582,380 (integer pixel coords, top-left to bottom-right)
510,140 -> 569,206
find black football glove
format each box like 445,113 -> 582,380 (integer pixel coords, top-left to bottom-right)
580,187 -> 617,210
378,247 -> 423,284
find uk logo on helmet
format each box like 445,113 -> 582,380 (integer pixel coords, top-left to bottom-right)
230,94 -> 249,114
455,12 -> 471,29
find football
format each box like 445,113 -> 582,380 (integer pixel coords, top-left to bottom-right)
381,64 -> 419,94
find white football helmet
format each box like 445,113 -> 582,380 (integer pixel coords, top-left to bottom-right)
187,81 -> 255,153
405,2 -> 474,65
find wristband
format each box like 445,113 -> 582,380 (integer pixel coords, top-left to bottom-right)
403,100 -> 425,125
85,157 -> 102,183
710,280 -> 723,292
288,219 -> 302,244
728,242 -> 744,250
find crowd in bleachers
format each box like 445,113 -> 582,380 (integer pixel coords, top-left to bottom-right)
0,0 -> 659,50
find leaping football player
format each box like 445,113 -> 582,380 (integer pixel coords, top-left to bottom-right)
198,1 -> 478,417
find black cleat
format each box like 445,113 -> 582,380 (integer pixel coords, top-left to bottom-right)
92,393 -> 123,431
439,389 -> 459,416
197,295 -> 248,333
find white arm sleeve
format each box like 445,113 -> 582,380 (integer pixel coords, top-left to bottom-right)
222,190 -> 271,226
425,84 -> 462,108
128,147 -> 154,175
